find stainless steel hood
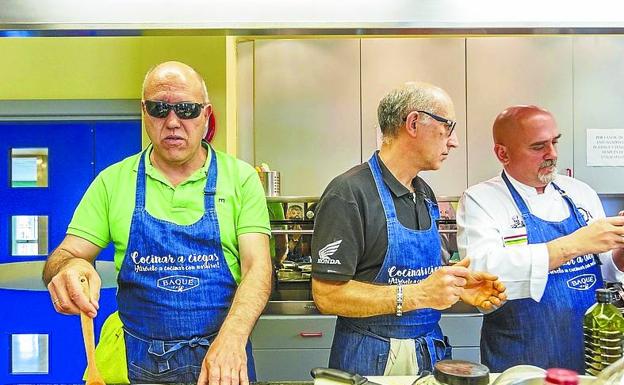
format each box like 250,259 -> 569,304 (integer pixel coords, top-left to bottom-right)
2,0 -> 624,35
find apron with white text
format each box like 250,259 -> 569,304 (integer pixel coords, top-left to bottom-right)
116,148 -> 255,383
481,172 -> 603,372
328,153 -> 451,376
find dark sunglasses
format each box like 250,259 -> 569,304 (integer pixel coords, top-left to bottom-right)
143,100 -> 205,119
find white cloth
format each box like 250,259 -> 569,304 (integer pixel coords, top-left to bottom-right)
383,338 -> 419,376
457,171 -> 624,302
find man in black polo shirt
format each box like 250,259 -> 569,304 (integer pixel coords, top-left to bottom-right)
311,81 -> 506,376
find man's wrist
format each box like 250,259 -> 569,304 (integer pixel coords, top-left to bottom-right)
547,235 -> 579,268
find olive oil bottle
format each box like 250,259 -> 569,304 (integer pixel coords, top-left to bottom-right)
584,288 -> 624,375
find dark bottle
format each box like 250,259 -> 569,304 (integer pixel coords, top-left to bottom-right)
584,288 -> 624,375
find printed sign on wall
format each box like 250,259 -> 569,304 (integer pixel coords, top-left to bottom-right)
587,129 -> 624,166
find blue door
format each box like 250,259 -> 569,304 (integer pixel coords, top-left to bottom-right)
0,120 -> 141,384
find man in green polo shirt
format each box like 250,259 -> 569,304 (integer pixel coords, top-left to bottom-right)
42,61 -> 272,385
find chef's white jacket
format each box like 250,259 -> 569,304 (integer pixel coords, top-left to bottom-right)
457,171 -> 624,302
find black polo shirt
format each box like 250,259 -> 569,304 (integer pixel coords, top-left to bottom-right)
311,153 -> 439,282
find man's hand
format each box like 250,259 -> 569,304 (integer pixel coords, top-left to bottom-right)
44,235 -> 102,318
575,217 -> 624,253
47,258 -> 101,318
413,260 -> 470,310
456,258 -> 507,310
548,216 -> 624,270
198,331 -> 249,385
613,211 -> 624,271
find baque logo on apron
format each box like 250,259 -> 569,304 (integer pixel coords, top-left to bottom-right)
157,275 -> 200,292
567,273 -> 597,291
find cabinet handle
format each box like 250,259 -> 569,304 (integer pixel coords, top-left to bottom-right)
299,332 -> 323,338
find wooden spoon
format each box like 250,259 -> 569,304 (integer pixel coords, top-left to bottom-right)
79,276 -> 106,385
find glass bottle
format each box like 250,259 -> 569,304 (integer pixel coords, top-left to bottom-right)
584,288 -> 624,375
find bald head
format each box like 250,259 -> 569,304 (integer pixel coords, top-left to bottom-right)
493,105 -> 554,145
492,105 -> 561,190
142,61 -> 209,103
378,81 -> 455,139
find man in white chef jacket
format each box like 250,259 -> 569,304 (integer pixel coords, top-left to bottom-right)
457,105 -> 624,373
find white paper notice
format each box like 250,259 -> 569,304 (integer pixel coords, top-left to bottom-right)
587,129 -> 624,166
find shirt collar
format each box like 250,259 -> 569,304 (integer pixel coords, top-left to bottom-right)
133,141 -> 211,188
375,152 -> 419,198
503,170 -> 557,197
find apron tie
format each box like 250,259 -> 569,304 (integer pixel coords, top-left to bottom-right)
125,328 -> 213,373
419,335 -> 438,369
340,318 -> 447,372
148,336 -> 211,373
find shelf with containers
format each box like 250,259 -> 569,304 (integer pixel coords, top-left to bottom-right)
253,196 -> 336,381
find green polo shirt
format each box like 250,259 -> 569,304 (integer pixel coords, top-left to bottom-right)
67,143 -> 270,283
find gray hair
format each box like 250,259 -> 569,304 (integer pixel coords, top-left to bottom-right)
377,82 -> 441,141
141,64 -> 209,103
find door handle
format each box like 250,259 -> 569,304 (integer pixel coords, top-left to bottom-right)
299,332 -> 323,337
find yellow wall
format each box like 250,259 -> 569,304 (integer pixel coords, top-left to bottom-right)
0,36 -> 231,151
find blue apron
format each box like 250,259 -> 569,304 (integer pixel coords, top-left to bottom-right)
481,172 -> 603,373
117,147 -> 256,383
328,153 -> 451,376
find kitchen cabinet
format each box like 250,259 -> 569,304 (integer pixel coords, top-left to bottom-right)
246,36 -> 613,199
254,39 -> 362,196
250,311 -> 483,381
251,315 -> 337,381
440,313 -> 483,363
465,37 -> 574,187
572,36 -> 624,193
361,38 -> 467,197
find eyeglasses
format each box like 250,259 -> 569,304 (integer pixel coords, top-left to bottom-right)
143,100 -> 205,119
409,110 -> 457,137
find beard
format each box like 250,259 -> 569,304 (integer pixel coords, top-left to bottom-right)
537,159 -> 558,184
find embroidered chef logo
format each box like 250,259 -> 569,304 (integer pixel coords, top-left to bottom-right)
510,215 -> 525,229
567,273 -> 597,291
157,275 -> 200,292
317,240 -> 342,265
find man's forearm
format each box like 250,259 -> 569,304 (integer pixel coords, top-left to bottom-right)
43,235 -> 102,286
43,247 -> 77,285
546,232 -> 592,270
218,264 -> 272,338
313,279 -> 434,317
313,279 -> 396,317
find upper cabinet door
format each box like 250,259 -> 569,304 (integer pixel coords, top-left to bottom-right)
361,38 -> 467,197
254,39 -> 361,196
466,37 -> 574,188
573,36 -> 624,193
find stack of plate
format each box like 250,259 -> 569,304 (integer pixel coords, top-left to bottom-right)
584,328 -> 623,376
